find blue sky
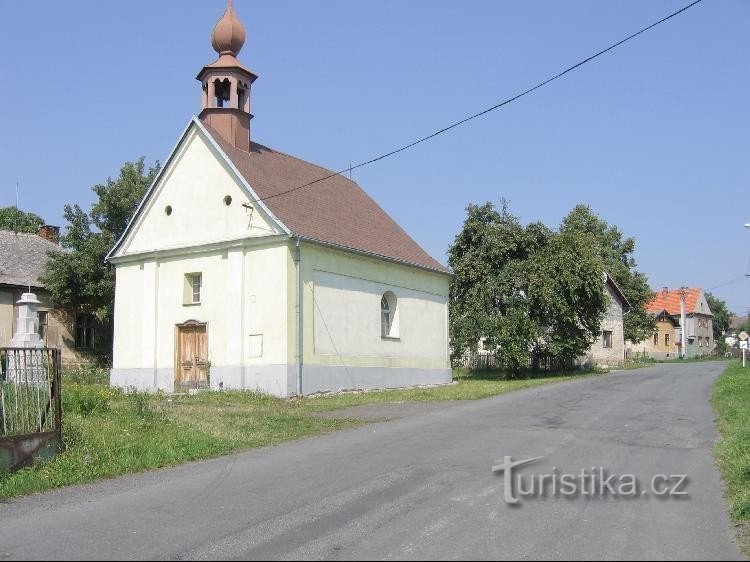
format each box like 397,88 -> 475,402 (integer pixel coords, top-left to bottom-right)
1,1 -> 748,315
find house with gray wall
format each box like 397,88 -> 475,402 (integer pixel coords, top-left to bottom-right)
581,273 -> 629,368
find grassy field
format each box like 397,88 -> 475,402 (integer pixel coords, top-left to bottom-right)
0,365 -> 601,499
713,360 -> 750,531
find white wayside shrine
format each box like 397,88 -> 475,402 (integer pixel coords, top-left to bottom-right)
10,293 -> 43,349
107,3 -> 452,397
6,292 -> 47,384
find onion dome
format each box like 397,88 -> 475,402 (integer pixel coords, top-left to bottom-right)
211,1 -> 246,57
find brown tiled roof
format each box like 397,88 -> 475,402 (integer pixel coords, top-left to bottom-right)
203,124 -> 449,273
0,230 -> 59,288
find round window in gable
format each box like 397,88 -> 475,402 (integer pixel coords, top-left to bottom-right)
165,205 -> 173,216
224,195 -> 233,206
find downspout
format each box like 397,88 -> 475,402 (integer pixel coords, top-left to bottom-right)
294,237 -> 303,396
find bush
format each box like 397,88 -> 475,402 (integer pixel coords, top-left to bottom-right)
126,390 -> 162,422
63,384 -> 120,417
62,364 -> 110,386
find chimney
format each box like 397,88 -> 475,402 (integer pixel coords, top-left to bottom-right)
38,225 -> 60,245
662,287 -> 669,297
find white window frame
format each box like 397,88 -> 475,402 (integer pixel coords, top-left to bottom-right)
184,273 -> 202,305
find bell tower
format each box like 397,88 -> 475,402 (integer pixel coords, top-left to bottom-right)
197,0 -> 258,152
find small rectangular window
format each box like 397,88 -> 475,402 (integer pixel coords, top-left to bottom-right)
38,311 -> 48,342
603,330 -> 613,349
653,333 -> 658,346
665,333 -> 670,347
184,273 -> 202,305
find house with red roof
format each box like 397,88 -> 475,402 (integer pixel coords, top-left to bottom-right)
629,287 -> 714,359
106,3 -> 451,395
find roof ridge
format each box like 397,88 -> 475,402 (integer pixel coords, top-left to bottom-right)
0,229 -> 59,246
0,229 -> 41,237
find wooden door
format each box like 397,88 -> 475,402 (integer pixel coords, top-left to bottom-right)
175,323 -> 208,391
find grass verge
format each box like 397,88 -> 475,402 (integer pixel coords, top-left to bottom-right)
712,360 -> 750,553
621,355 -> 730,371
0,366 -> 601,500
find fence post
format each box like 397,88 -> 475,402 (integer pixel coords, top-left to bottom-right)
54,349 -> 62,442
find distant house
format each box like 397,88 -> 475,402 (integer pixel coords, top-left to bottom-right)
0,228 -> 92,364
581,273 -> 629,368
631,287 -> 714,358
725,315 -> 748,348
468,272 -> 630,370
730,315 -> 748,334
634,308 -> 680,360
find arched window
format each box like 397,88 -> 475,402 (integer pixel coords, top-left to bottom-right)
381,291 -> 397,338
213,78 -> 231,108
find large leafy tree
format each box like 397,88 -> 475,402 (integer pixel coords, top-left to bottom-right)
0,206 -> 44,233
449,202 -> 606,373
705,292 -> 733,337
525,228 -> 609,360
560,204 -> 655,343
41,158 -> 160,362
705,292 -> 734,346
448,202 -> 536,372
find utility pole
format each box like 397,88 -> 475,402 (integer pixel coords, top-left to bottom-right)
745,224 -> 750,366
679,287 -> 688,359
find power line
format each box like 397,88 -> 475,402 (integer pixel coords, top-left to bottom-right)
706,276 -> 750,292
251,0 -> 703,205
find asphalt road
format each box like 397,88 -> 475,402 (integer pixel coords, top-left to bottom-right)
0,362 -> 743,560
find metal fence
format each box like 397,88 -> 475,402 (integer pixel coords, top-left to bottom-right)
0,348 -> 62,472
